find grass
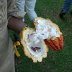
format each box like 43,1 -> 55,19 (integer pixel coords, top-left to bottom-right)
15,0 -> 72,72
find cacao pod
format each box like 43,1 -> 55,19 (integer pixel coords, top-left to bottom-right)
20,27 -> 48,62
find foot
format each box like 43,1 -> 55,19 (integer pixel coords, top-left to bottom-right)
70,11 -> 72,15
59,10 -> 66,19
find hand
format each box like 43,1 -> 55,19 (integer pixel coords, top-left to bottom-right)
8,16 -> 26,33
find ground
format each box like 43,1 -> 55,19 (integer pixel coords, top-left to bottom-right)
14,0 -> 72,72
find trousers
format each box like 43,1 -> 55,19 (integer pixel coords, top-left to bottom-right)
62,0 -> 72,12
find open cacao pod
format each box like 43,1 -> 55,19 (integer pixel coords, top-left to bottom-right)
34,17 -> 64,50
44,19 -> 64,50
20,27 -> 48,62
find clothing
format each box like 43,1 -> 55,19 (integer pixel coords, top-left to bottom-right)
0,0 -> 19,72
62,0 -> 72,13
16,0 -> 37,21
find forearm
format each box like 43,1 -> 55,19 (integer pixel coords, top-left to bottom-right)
8,16 -> 26,33
25,0 -> 37,21
27,10 -> 37,21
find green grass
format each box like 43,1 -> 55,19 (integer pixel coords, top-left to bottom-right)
15,0 -> 72,72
